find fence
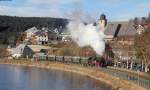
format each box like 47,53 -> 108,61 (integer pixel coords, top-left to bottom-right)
99,67 -> 150,89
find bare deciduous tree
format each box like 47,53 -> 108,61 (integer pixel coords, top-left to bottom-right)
135,29 -> 150,72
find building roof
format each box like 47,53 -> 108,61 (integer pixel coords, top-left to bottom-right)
11,44 -> 26,54
104,21 -> 137,38
105,22 -> 118,36
11,44 -> 32,55
36,31 -> 48,36
35,30 -> 57,37
25,27 -> 39,33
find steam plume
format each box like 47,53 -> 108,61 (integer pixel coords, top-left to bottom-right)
67,20 -> 105,55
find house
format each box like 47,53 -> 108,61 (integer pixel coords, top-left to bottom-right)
11,44 -> 33,58
48,31 -> 59,42
25,27 -> 39,39
35,30 -> 58,45
103,21 -> 138,62
36,31 -> 49,45
59,30 -> 72,42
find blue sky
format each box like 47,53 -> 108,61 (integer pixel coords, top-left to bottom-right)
0,0 -> 150,21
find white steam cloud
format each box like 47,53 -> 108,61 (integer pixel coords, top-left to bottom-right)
67,20 -> 105,55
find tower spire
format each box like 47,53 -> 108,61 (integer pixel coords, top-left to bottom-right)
98,14 -> 107,31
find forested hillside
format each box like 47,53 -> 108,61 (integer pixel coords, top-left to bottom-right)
0,15 -> 68,44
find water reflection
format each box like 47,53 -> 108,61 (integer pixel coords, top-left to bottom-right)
0,65 -> 112,90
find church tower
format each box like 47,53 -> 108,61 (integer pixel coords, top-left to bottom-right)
98,14 -> 107,31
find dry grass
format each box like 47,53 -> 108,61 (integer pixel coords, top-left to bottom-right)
48,42 -> 96,56
108,66 -> 150,80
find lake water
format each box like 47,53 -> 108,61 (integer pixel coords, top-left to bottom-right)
0,64 -> 112,90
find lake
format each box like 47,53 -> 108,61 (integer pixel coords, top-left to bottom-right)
0,64 -> 112,90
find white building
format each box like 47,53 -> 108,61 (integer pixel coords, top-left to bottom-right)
36,31 -> 49,45
25,27 -> 39,39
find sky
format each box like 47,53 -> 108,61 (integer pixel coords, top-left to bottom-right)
0,0 -> 150,21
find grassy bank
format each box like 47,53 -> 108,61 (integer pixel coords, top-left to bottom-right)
0,59 -> 148,90
108,66 -> 150,80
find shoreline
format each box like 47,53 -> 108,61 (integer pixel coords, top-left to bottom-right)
0,60 -> 148,90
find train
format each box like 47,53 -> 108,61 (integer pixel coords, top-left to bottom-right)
34,54 -> 114,67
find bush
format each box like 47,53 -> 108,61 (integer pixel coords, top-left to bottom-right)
0,48 -> 8,58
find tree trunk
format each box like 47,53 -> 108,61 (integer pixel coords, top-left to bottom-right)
130,61 -> 133,70
145,64 -> 148,72
142,61 -> 144,71
127,59 -> 129,69
127,52 -> 129,69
